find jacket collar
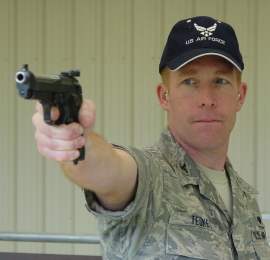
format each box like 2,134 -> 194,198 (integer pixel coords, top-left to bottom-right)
157,126 -> 258,195
157,126 -> 200,186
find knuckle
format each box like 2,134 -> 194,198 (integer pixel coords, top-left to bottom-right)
35,130 -> 58,151
65,123 -> 83,139
51,139 -> 75,151
52,150 -> 78,162
37,143 -> 49,158
58,152 -> 73,162
52,123 -> 77,140
32,112 -> 40,127
65,127 -> 76,139
76,136 -> 85,148
48,140 -> 61,151
46,125 -> 59,138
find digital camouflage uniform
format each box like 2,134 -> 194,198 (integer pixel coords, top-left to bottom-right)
85,126 -> 270,259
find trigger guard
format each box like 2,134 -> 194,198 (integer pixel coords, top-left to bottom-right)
40,102 -> 55,125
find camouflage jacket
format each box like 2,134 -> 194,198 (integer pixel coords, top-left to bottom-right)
85,126 -> 270,259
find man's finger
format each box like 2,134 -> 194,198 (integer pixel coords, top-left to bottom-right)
35,101 -> 60,122
37,143 -> 80,162
35,130 -> 85,151
32,112 -> 84,140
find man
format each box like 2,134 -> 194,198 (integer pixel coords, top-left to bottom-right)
32,16 -> 270,259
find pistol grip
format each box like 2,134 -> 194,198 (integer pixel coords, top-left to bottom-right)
73,147 -> 85,165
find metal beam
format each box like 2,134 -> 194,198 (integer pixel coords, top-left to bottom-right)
0,229 -> 269,245
0,233 -> 100,244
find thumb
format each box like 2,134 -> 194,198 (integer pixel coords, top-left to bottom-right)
78,99 -> 96,133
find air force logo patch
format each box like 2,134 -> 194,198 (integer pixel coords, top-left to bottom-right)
194,23 -> 217,36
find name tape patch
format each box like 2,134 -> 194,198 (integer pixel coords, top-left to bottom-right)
192,215 -> 210,228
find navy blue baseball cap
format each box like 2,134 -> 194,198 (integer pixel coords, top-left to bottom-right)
159,16 -> 244,73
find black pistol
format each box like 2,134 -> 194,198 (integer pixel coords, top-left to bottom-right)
15,64 -> 85,165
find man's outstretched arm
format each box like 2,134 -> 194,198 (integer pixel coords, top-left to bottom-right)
32,99 -> 138,211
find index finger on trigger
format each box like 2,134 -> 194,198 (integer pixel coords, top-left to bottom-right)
35,101 -> 60,122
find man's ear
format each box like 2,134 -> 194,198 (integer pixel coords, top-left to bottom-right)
236,82 -> 248,112
156,83 -> 169,111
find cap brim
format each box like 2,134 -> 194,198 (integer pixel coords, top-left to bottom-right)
167,48 -> 243,72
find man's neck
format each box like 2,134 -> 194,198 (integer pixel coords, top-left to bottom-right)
174,136 -> 228,172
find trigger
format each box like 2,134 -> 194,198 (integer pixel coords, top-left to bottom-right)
40,102 -> 55,125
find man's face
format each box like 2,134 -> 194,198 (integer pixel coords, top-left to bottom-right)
157,55 -> 247,153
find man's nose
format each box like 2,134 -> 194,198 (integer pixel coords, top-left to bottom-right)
199,85 -> 217,108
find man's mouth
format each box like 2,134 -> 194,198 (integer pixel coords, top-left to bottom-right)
194,119 -> 222,123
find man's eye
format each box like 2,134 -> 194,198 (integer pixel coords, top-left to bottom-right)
216,78 -> 228,84
184,79 -> 195,84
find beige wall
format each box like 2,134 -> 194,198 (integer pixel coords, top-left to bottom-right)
1,0 -> 270,255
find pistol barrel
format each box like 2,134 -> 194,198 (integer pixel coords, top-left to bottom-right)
15,71 -> 29,84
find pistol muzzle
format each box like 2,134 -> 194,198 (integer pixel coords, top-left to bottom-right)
15,71 -> 29,84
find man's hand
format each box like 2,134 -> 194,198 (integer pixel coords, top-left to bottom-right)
32,99 -> 96,162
